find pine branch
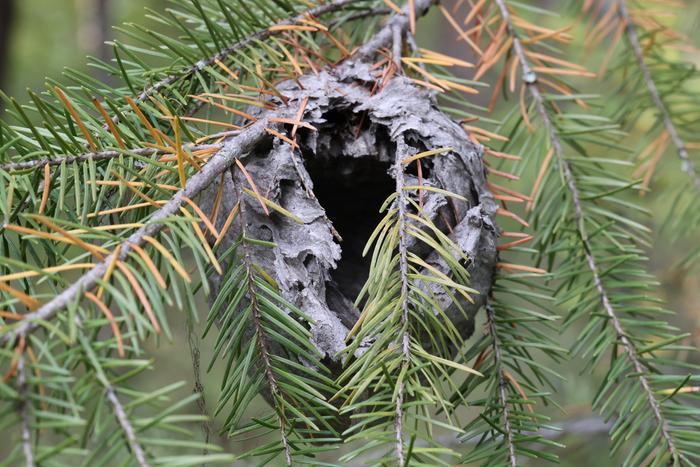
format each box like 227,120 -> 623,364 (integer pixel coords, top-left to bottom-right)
0,143 -> 221,172
132,0 -> 362,105
7,0 -> 697,463
1,1 -> 484,464
328,7 -> 393,28
105,386 -> 149,467
485,304 -> 517,467
348,23 -> 443,467
231,174 -> 292,466
460,272 -> 563,465
0,0 -> 424,342
353,0 -> 435,61
186,311 -> 212,453
16,357 -> 35,467
0,118 -> 275,346
78,329 -> 152,466
493,0 -> 680,460
393,138 -> 411,467
616,0 -> 700,194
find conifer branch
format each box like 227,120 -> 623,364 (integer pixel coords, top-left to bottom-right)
133,0 -> 361,105
353,0 -> 434,61
0,119 -> 274,346
74,321 -> 153,465
391,24 -> 403,70
486,304 -> 517,467
616,0 -> 700,194
493,0 -> 680,460
186,312 -> 212,452
105,386 -> 149,467
16,357 -> 35,467
394,140 -> 411,467
232,173 -> 292,466
328,7 -> 393,28
0,144 -> 222,172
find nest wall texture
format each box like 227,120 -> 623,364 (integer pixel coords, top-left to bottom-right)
204,63 -> 498,365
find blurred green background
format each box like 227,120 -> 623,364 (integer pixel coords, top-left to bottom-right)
2,1 -> 700,465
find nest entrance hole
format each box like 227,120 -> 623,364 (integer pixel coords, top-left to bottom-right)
304,154 -> 394,301
298,107 -> 436,305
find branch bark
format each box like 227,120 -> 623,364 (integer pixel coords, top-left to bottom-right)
16,357 -> 35,467
105,386 -> 149,467
353,0 -> 435,61
393,136 -> 412,467
0,144 -> 222,172
486,304 -> 517,467
232,173 -> 293,466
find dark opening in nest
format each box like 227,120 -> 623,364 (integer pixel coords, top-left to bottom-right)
304,152 -> 393,301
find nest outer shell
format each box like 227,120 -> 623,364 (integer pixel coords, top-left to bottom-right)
203,63 -> 499,362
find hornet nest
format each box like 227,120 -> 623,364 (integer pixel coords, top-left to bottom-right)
203,62 -> 498,368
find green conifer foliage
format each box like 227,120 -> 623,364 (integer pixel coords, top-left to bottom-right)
1,0 -> 699,465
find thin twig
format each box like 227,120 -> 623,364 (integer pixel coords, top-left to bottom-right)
105,386 -> 150,467
0,144 -> 222,172
616,0 -> 700,194
328,7 -> 392,28
391,24 -> 404,70
405,34 -> 427,73
232,173 -> 293,466
16,357 -> 35,467
350,14 -> 439,465
442,417 -> 612,448
486,304 -> 517,467
186,312 -> 212,453
0,118 -> 274,346
493,0 -> 680,460
198,129 -> 242,143
353,0 -> 436,61
134,0 -> 359,105
394,137 -> 412,467
80,310 -> 149,465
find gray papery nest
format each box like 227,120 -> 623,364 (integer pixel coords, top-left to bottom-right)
203,62 -> 498,370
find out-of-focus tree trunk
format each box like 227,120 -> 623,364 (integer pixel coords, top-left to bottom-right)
94,0 -> 111,84
94,0 -> 110,63
0,0 -> 15,94
75,0 -> 111,83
